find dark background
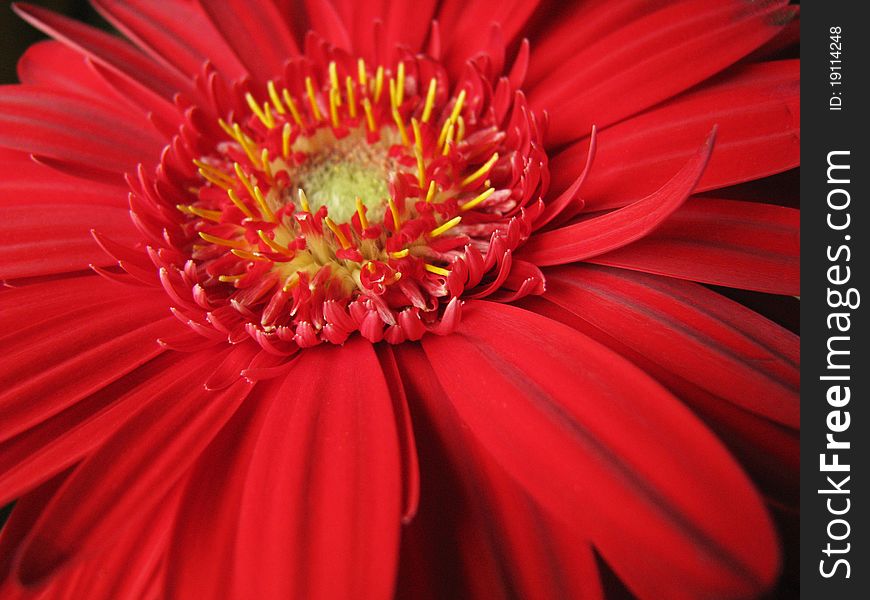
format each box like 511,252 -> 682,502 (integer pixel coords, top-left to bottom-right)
0,0 -> 103,84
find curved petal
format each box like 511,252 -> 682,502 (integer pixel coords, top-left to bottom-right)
330,0 -> 437,60
0,204 -> 138,279
232,337 -> 402,600
545,264 -> 799,427
518,129 -> 714,266
531,0 -> 795,145
588,198 -> 800,295
16,40 -> 119,102
14,358 -> 253,584
553,60 -> 800,210
421,301 -> 779,600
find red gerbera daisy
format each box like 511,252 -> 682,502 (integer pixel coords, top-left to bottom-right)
0,1 -> 799,599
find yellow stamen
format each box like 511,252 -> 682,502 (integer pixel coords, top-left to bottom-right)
328,62 -> 341,105
392,107 -> 410,146
362,98 -> 377,133
298,188 -> 311,212
233,163 -> 257,199
282,122 -> 292,158
263,103 -> 276,128
305,76 -> 323,121
355,197 -> 369,229
245,93 -> 273,129
430,215 -> 462,237
176,204 -> 222,222
231,248 -> 269,262
232,124 -> 261,166
411,118 -> 424,155
424,263 -> 451,276
261,148 -> 273,181
257,229 -> 292,255
425,180 -> 437,203
218,118 -> 238,140
324,217 -> 351,249
389,249 -> 410,259
282,89 -> 304,127
461,153 -> 499,187
460,187 -> 496,211
193,159 -> 234,184
421,78 -> 437,123
197,169 -> 231,191
441,123 -> 455,156
282,272 -> 300,292
199,231 -> 247,249
389,78 -> 398,111
346,76 -> 358,119
456,115 -> 466,142
219,274 -> 245,283
227,188 -> 255,219
387,197 -> 401,230
329,87 -> 341,128
267,80 -> 286,114
357,58 -> 368,87
449,89 -> 467,124
415,147 -> 427,189
252,186 -> 276,222
395,62 -> 406,107
374,66 -> 384,102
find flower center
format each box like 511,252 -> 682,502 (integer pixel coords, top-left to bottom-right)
164,52 -> 546,350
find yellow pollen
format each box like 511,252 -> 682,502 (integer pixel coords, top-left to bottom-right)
345,76 -> 358,119
282,89 -> 304,127
305,76 -> 323,121
460,187 -> 496,211
374,66 -> 384,102
396,62 -> 406,107
357,58 -> 368,87
392,107 -> 410,146
252,186 -> 276,222
257,229 -> 292,255
430,215 -> 462,237
199,231 -> 247,249
324,217 -> 351,249
298,188 -> 311,212
328,62 -> 341,105
231,248 -> 269,262
422,78 -> 437,123
387,197 -> 401,230
227,188 -> 255,219
389,249 -> 410,259
176,204 -> 222,222
424,263 -> 451,276
461,153 -> 499,187
355,197 -> 369,229
267,80 -> 286,114
362,98 -> 377,133
425,180 -> 437,203
282,122 -> 292,158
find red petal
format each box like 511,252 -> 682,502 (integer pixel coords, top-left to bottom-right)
531,0 -> 795,145
421,301 -> 779,600
518,129 -> 714,266
15,359 -> 252,584
16,40 -> 119,101
0,204 -> 138,279
195,0 -> 300,85
0,352 -> 212,506
0,85 -> 164,174
545,264 -> 799,427
553,60 -> 800,210
0,278 -> 178,442
588,198 -> 800,295
233,337 -> 402,600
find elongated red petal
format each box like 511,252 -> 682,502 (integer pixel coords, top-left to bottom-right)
15,360 -> 252,584
588,198 -> 800,295
232,337 -> 402,600
16,40 -> 118,101
0,204 -> 138,279
331,0 -> 437,60
553,60 -> 800,210
518,129 -> 714,266
195,0 -> 300,85
545,264 -> 799,427
531,0 -> 794,145
421,301 -> 779,600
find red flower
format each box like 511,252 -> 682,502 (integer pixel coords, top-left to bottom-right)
0,1 -> 799,599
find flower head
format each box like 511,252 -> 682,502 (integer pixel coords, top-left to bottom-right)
0,1 -> 799,599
